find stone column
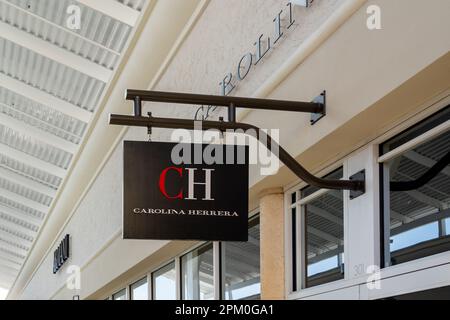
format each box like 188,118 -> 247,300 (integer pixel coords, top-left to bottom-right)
259,188 -> 285,300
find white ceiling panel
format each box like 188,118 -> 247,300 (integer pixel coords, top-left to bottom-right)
0,0 -> 147,292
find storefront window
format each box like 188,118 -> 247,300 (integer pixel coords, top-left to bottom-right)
108,215 -> 261,300
300,168 -> 345,288
152,262 -> 177,300
223,216 -> 261,300
130,277 -> 148,300
380,106 -> 450,266
181,243 -> 214,300
112,289 -> 126,300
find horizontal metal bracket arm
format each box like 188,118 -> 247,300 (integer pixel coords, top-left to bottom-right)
109,89 -> 365,193
125,89 -> 325,115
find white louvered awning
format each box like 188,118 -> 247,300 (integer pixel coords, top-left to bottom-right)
0,0 -> 147,292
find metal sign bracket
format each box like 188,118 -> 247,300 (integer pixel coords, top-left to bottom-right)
349,170 -> 366,200
110,89 -> 366,198
311,91 -> 326,125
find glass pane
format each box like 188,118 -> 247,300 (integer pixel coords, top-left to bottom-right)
381,107 -> 449,155
301,168 -> 343,198
112,289 -> 126,300
390,222 -> 439,252
130,278 -> 148,300
308,256 -> 339,277
224,217 -> 260,300
153,262 -> 176,300
446,218 -> 450,236
182,243 -> 214,300
385,127 -> 450,265
304,187 -> 344,288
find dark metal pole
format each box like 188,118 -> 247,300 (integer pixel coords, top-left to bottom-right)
228,103 -> 236,123
390,150 -> 450,192
133,96 -> 142,117
109,114 -> 365,192
125,89 -> 324,114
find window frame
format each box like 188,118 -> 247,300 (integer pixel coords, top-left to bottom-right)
222,213 -> 261,300
180,242 -> 215,301
286,163 -> 346,293
104,209 -> 260,300
379,107 -> 450,268
151,260 -> 177,301
129,276 -> 148,300
112,288 -> 127,300
285,94 -> 450,300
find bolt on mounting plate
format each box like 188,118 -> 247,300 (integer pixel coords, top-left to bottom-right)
310,91 -> 326,125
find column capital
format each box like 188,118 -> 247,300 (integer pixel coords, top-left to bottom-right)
258,187 -> 284,199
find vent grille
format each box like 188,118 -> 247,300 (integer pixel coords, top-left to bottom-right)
0,87 -> 87,144
0,223 -> 33,243
0,246 -> 25,260
0,236 -> 29,252
0,211 -> 38,233
0,176 -> 52,206
4,0 -> 132,54
0,195 -> 45,220
0,123 -> 73,169
0,38 -> 106,111
116,0 -> 147,11
0,153 -> 62,189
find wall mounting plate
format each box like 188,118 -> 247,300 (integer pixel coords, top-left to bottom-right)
349,170 -> 366,200
310,91 -> 326,125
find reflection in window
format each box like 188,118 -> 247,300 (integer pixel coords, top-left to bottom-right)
390,223 -> 439,252
152,262 -> 176,300
182,244 -> 214,300
302,168 -> 344,288
224,216 -> 260,300
446,218 -> 450,236
130,277 -> 148,300
381,107 -> 450,266
308,254 -> 344,277
112,289 -> 126,300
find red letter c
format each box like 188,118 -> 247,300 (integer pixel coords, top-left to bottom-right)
159,167 -> 183,200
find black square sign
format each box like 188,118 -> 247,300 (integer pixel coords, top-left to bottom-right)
123,141 -> 249,241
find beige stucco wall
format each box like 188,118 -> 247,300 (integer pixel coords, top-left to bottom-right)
17,0 -> 450,300
152,0 -> 342,98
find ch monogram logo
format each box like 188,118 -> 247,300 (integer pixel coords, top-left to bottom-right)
158,167 -> 215,201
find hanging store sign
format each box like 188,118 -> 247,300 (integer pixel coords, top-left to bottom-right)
123,141 -> 249,241
53,234 -> 70,274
